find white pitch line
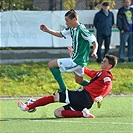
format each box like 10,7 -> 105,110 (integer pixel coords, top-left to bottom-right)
31,119 -> 133,125
1,118 -> 132,125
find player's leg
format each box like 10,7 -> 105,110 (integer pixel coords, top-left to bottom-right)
50,58 -> 89,87
57,89 -> 95,118
74,73 -> 89,86
18,93 -> 59,111
48,59 -> 66,91
54,105 -> 83,118
74,67 -> 89,86
49,58 -> 81,91
54,106 -> 65,118
54,105 -> 95,118
54,90 -> 81,118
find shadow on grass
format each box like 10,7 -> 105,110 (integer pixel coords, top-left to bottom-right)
0,117 -> 59,122
0,115 -> 125,122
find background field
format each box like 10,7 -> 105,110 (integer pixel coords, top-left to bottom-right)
0,62 -> 133,96
0,96 -> 132,133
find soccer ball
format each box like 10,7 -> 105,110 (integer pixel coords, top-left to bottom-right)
25,98 -> 37,113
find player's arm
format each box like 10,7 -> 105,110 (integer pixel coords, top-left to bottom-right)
89,33 -> 98,59
91,41 -> 98,59
84,67 -> 97,78
40,24 -> 63,38
67,46 -> 73,57
100,81 -> 112,97
83,33 -> 98,59
94,80 -> 112,103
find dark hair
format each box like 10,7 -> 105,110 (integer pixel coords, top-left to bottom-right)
105,54 -> 118,68
65,9 -> 77,19
102,2 -> 109,6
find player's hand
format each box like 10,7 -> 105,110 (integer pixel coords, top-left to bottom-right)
94,95 -> 103,103
40,24 -> 49,32
91,52 -> 98,59
67,46 -> 73,57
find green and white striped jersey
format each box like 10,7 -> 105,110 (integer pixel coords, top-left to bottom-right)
60,23 -> 96,67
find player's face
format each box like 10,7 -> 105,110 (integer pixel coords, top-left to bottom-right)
65,16 -> 76,28
101,58 -> 111,70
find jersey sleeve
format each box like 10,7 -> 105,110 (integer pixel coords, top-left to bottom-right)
100,81 -> 112,97
79,25 -> 97,45
60,27 -> 71,39
100,71 -> 113,97
84,67 -> 97,78
81,33 -> 97,45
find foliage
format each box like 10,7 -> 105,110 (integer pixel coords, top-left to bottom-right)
0,0 -> 117,11
0,0 -> 40,11
63,0 -> 76,10
0,0 -> 77,11
86,0 -> 116,9
0,62 -> 133,96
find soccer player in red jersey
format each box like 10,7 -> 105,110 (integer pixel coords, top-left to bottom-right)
18,54 -> 117,118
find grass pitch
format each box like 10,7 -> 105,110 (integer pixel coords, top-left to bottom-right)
0,96 -> 132,133
0,62 -> 133,96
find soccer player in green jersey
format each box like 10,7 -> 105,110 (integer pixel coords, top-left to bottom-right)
40,9 -> 98,91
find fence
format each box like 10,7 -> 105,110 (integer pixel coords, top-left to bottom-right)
0,0 -> 128,11
34,0 -> 124,10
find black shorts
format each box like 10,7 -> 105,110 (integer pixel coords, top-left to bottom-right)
59,88 -> 93,111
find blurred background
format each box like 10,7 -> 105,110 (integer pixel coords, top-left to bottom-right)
1,0 -> 132,11
0,0 -> 133,64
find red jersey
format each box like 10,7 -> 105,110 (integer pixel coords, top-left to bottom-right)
84,67 -> 113,101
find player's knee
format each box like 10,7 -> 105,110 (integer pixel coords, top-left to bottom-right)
75,75 -> 83,84
54,110 -> 58,118
48,61 -> 53,68
53,93 -> 59,102
54,110 -> 61,118
75,79 -> 82,84
48,60 -> 58,68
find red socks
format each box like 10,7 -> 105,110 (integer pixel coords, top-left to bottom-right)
61,110 -> 83,118
27,96 -> 54,109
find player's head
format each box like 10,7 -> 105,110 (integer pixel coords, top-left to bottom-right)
65,9 -> 79,28
101,54 -> 117,70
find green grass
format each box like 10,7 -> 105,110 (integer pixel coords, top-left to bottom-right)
0,62 -> 133,96
0,96 -> 132,133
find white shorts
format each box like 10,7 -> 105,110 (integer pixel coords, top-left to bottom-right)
57,58 -> 84,77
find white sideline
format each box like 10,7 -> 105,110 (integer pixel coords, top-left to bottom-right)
31,119 -> 133,125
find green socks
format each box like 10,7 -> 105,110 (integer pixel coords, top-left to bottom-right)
49,68 -> 66,91
50,68 -> 89,90
80,79 -> 89,86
